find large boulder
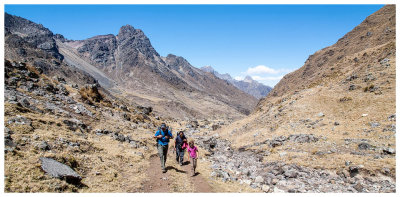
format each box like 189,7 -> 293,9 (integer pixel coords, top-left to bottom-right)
40,157 -> 82,184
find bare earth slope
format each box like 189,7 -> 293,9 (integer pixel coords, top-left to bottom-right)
212,5 -> 396,192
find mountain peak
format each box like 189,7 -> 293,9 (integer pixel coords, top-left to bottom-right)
244,76 -> 254,83
119,24 -> 135,33
200,65 -> 215,73
118,24 -> 145,38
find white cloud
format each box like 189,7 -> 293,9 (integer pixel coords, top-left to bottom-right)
235,65 -> 294,87
252,75 -> 284,81
246,65 -> 279,75
245,65 -> 294,75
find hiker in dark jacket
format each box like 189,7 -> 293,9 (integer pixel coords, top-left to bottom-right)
153,123 -> 173,173
174,131 -> 187,166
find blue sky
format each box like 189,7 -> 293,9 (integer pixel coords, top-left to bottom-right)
5,4 -> 384,87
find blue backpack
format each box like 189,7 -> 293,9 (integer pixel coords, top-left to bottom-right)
156,127 -> 171,143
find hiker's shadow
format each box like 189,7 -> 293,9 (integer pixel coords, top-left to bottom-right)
183,161 -> 190,166
166,166 -> 186,174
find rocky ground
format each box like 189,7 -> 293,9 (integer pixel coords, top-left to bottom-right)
3,59 -> 259,193
3,59 -> 396,192
163,120 -> 394,193
4,59 -> 158,192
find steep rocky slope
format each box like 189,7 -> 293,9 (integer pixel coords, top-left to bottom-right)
211,5 -> 396,192
201,66 -> 273,99
4,13 -> 161,192
4,59 -> 160,192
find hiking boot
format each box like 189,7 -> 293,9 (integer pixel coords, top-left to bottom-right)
180,162 -> 183,166
162,169 -> 167,173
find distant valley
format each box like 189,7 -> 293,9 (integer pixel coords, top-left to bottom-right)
201,66 -> 273,99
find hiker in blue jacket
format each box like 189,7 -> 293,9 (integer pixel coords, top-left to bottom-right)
153,123 -> 173,173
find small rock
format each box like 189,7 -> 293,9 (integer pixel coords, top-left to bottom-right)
210,171 -> 217,177
36,141 -> 50,151
353,183 -> 364,192
243,179 -> 252,185
346,75 -> 358,81
380,58 -> 390,67
317,112 -> 325,117
273,187 -> 285,193
211,125 -> 221,131
271,178 -> 279,185
69,104 -> 93,117
262,185 -> 270,193
254,176 -> 264,183
358,142 -> 371,150
388,114 -> 396,121
284,170 -> 298,178
383,147 -> 395,155
68,142 -> 80,147
382,124 -> 396,132
5,134 -> 16,147
381,167 -> 391,175
334,122 -> 340,126
361,114 -> 368,117
349,166 -> 359,177
135,152 -> 144,158
364,73 -> 376,82
369,122 -> 380,128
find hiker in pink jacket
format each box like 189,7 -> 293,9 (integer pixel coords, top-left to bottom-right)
187,140 -> 199,176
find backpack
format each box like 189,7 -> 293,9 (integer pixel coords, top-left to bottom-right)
176,131 -> 187,139
175,131 -> 187,150
155,127 -> 171,143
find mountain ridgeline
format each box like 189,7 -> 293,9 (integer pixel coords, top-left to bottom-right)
201,66 -> 273,99
4,13 -> 258,119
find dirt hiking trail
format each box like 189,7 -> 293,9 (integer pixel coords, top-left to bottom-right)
181,160 -> 213,192
142,151 -> 213,193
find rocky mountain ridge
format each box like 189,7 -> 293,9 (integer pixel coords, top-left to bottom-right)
52,22 -> 258,119
5,12 -> 259,119
200,66 -> 273,99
